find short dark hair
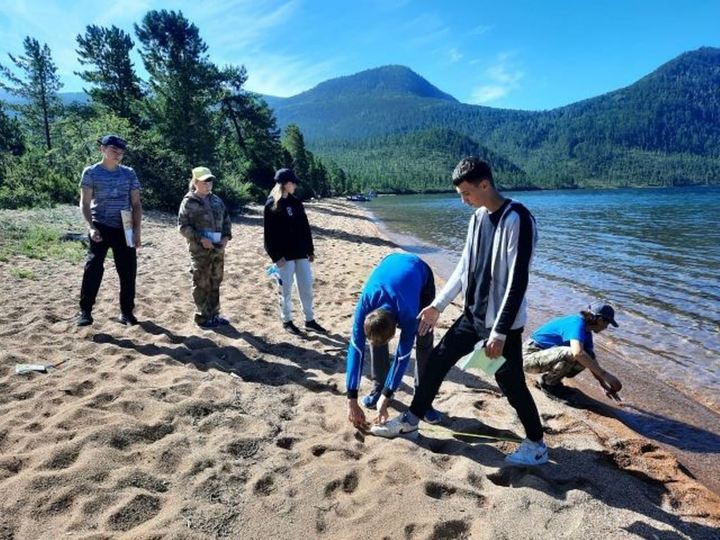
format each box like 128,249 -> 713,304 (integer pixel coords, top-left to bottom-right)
364,309 -> 396,345
452,157 -> 494,187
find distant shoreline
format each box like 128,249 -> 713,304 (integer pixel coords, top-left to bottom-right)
349,182 -> 719,197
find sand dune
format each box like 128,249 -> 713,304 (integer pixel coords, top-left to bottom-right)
0,200 -> 718,539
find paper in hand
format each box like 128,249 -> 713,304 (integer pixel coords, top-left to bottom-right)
457,340 -> 506,376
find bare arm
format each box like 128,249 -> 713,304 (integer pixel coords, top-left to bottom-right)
80,186 -> 102,242
570,339 -> 622,396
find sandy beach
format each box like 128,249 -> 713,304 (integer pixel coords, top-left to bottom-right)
1,199 -> 719,539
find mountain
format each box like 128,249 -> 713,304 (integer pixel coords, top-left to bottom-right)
267,48 -> 720,190
0,90 -> 89,107
265,65 -> 457,107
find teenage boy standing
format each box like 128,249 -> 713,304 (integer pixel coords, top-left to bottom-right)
372,157 -> 548,466
77,134 -> 142,326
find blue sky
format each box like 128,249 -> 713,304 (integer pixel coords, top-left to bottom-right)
1,0 -> 718,110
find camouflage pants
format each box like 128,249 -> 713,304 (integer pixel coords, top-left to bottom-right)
190,249 -> 224,324
522,340 -> 585,386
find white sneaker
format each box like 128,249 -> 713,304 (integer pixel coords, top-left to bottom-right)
505,439 -> 549,466
370,413 -> 419,439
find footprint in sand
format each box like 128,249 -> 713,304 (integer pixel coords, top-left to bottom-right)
253,473 -> 276,496
424,480 -> 485,507
63,380 -> 95,398
116,470 -> 169,493
43,445 -> 80,470
429,519 -> 470,540
324,470 -> 359,497
107,494 -> 162,531
225,438 -> 261,459
276,436 -> 297,450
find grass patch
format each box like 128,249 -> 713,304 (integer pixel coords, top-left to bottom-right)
0,220 -> 86,263
9,268 -> 36,280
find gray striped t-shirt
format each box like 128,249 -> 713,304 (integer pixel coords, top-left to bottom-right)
80,162 -> 141,229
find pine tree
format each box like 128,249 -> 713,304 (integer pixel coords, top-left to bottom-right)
75,25 -> 143,119
134,9 -> 223,164
0,37 -> 62,151
282,124 -> 310,181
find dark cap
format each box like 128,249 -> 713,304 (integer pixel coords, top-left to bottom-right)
589,303 -> 618,327
99,134 -> 127,150
274,168 -> 298,184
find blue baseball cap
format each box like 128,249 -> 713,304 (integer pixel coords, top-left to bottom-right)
589,303 -> 618,327
99,134 -> 127,150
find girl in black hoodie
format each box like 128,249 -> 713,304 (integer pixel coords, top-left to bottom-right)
263,168 -> 326,335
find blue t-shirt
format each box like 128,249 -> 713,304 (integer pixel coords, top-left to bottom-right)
80,162 -> 141,229
346,253 -> 431,395
531,314 -> 594,354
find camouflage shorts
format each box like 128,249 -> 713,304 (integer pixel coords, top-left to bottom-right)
522,340 -> 585,385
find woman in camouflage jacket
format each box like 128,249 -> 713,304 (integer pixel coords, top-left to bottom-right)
178,166 -> 232,328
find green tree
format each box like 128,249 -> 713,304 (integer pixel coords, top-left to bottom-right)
219,73 -> 282,191
135,9 -> 224,165
75,25 -> 143,120
282,123 -> 310,181
0,37 -> 62,151
0,102 -> 24,157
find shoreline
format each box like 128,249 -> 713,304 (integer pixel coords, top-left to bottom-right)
0,200 -> 718,537
359,200 -> 720,495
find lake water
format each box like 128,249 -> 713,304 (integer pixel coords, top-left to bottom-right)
365,186 -> 720,412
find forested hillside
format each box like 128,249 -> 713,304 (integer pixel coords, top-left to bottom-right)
269,48 -> 720,190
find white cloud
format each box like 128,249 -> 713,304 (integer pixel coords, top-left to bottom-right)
468,52 -> 524,104
195,0 -> 299,54
0,0 -> 306,91
470,24 -> 493,36
243,53 -> 337,97
448,47 -> 463,63
400,13 -> 450,47
471,85 -> 508,103
486,64 -> 523,85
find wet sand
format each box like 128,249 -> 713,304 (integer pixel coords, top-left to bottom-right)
0,200 -> 718,538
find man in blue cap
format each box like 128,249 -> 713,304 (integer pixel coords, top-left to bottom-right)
76,134 -> 142,326
523,303 -> 623,401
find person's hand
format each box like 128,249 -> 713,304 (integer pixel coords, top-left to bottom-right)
308,254 -> 315,263
417,306 -> 440,336
600,373 -> 622,401
276,257 -> 287,268
200,238 -> 214,250
133,230 -> 142,249
485,337 -> 505,358
89,227 -> 102,243
221,237 -> 229,249
347,399 -> 368,430
373,394 -> 390,425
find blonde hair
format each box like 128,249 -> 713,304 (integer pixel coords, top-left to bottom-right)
364,309 -> 396,346
269,182 -> 285,210
188,178 -> 197,192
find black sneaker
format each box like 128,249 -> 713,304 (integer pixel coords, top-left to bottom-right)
119,312 -> 138,326
77,310 -> 93,326
283,321 -> 302,335
197,318 -> 218,329
305,319 -> 327,333
213,315 -> 230,326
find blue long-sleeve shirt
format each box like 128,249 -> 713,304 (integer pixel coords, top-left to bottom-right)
346,253 -> 431,398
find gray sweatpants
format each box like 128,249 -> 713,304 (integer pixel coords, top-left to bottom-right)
522,340 -> 585,386
277,258 -> 314,323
